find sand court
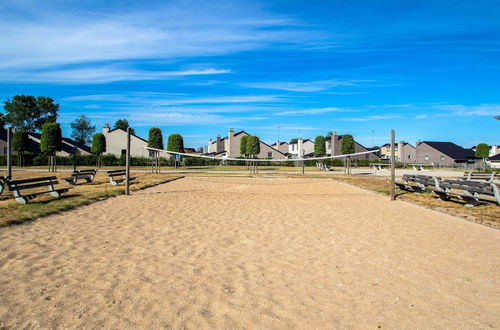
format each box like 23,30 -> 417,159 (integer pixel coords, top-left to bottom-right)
0,177 -> 499,328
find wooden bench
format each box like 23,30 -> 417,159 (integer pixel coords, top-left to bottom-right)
63,169 -> 97,185
395,174 -> 441,192
428,179 -> 499,207
370,163 -> 390,170
6,176 -> 70,204
107,169 -> 136,186
462,172 -> 498,183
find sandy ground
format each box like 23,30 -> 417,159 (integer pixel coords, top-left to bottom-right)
0,177 -> 499,329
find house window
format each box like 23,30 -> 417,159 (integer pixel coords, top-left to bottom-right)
408,155 -> 411,159
424,155 -> 429,161
440,156 -> 444,161
121,149 -> 126,156
267,152 -> 272,158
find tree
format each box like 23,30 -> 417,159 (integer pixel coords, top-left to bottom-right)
12,130 -> 29,166
475,143 -> 490,170
167,134 -> 184,152
314,135 -> 326,157
40,122 -> 62,172
290,138 -> 298,144
114,119 -> 135,135
70,115 -> 95,145
167,134 -> 184,168
147,127 -> 164,150
340,134 -> 355,154
240,135 -> 249,157
91,133 -> 106,168
246,136 -> 260,157
340,134 -> 355,174
475,143 -> 489,159
148,127 -> 164,173
2,95 -> 59,131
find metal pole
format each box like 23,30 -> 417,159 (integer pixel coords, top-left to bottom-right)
390,129 -> 396,201
125,127 -> 131,195
6,127 -> 12,179
302,159 -> 305,174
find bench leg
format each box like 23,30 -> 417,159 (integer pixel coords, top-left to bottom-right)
459,192 -> 479,207
433,190 -> 450,201
50,191 -> 62,198
13,191 -> 28,204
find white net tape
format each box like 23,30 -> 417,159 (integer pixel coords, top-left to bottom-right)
144,147 -> 379,162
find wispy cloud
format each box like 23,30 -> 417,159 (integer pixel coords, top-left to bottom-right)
340,115 -> 401,122
435,104 -> 500,116
243,79 -> 371,92
0,67 -> 231,84
0,0 -> 328,83
275,107 -> 355,116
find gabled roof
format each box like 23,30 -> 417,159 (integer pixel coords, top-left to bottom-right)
422,141 -> 476,160
288,139 -> 313,145
107,127 -> 147,143
380,142 -> 414,148
488,153 -> 500,161
28,133 -> 91,153
271,141 -> 289,146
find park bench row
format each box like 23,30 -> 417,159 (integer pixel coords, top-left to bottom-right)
1,169 -> 134,204
395,174 -> 499,207
316,163 -> 332,171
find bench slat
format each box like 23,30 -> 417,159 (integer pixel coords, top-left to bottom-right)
107,170 -> 126,174
9,181 -> 60,191
8,176 -> 57,185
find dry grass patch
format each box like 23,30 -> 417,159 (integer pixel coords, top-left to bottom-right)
0,170 -> 182,227
332,174 -> 500,229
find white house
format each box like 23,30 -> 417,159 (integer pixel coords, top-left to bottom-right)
102,124 -> 149,157
288,138 -> 314,158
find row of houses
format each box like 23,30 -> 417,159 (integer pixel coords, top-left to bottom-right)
204,129 -> 379,160
1,125 -> 499,168
0,124 -> 151,158
379,140 -> 500,167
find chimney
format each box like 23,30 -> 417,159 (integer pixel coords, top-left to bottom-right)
491,144 -> 498,156
298,137 -> 303,158
227,128 -> 234,157
331,131 -> 337,156
216,134 -> 221,153
103,123 -> 110,134
398,141 -> 404,163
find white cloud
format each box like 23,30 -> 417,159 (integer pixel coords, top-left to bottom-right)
275,107 -> 355,116
435,104 -> 500,116
244,79 -> 371,92
0,67 -> 231,84
340,115 -> 401,122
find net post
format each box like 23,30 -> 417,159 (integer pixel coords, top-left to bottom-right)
6,127 -> 12,179
390,129 -> 396,201
125,127 -> 131,195
302,159 -> 305,174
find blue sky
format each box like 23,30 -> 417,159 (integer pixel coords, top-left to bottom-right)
1,0 -> 499,149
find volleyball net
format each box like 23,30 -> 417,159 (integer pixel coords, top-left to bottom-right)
144,147 -> 380,176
